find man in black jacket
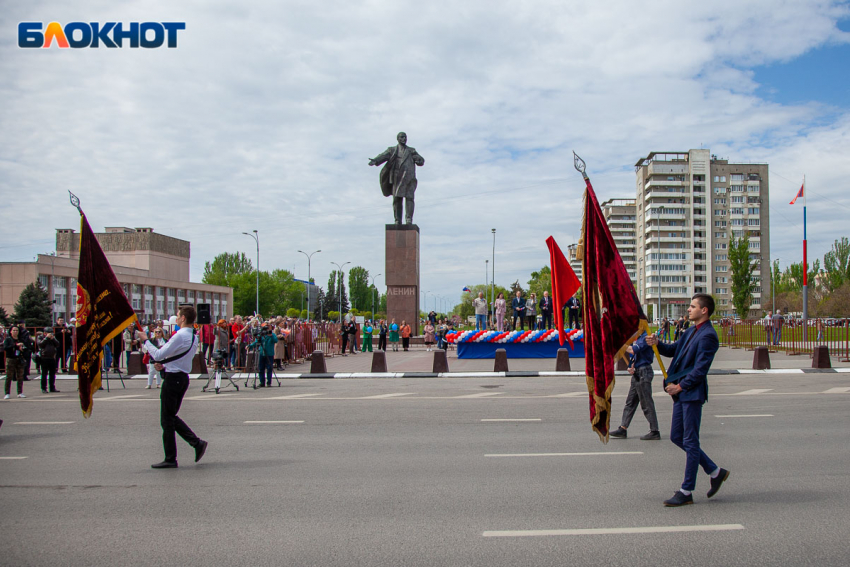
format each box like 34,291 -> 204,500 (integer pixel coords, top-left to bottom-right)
54,317 -> 72,373
511,291 -> 526,330
38,327 -> 61,393
539,291 -> 554,330
4,326 -> 31,399
567,296 -> 581,329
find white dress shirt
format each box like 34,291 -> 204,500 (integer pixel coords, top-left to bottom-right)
144,326 -> 197,374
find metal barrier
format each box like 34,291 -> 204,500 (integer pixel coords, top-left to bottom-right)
718,318 -> 850,360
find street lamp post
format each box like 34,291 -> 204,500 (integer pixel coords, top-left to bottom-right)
370,273 -> 382,321
331,261 -> 350,322
298,249 -> 321,319
491,229 -> 496,323
242,230 -> 259,315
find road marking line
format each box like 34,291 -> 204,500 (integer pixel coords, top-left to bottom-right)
733,389 -> 773,395
823,387 -> 850,394
244,421 -> 305,424
268,393 -> 326,399
184,394 -> 238,400
547,392 -> 585,398
98,394 -> 145,400
481,419 -> 542,422
715,414 -> 774,418
14,421 -> 75,425
454,392 -> 505,398
482,524 -> 745,537
485,451 -> 643,457
358,393 -> 418,399
0,456 -> 28,460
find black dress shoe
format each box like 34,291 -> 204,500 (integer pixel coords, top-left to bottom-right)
707,468 -> 730,498
151,461 -> 178,469
195,440 -> 208,463
50,389 -> 60,393
609,427 -> 627,439
663,491 -> 694,507
640,430 -> 661,440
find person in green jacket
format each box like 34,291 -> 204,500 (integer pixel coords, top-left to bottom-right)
389,319 -> 400,352
362,320 -> 373,352
249,324 -> 278,387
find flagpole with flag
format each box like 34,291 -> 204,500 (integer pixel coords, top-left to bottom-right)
69,192 -> 138,418
790,178 -> 807,337
572,152 -> 666,442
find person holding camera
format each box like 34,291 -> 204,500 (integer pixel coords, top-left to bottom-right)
249,324 -> 278,387
5,326 -> 33,399
54,317 -> 72,373
143,328 -> 167,389
141,306 -> 208,469
38,327 -> 61,394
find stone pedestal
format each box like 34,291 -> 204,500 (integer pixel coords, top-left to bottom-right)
812,345 -> 831,369
494,349 -> 509,372
556,349 -> 572,371
752,346 -> 770,370
385,224 -> 420,336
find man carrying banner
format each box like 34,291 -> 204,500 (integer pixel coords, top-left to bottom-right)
646,293 -> 729,506
142,305 -> 208,469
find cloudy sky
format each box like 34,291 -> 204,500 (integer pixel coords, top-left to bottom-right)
2,0 -> 849,312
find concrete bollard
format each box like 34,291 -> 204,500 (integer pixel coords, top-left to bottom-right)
192,353 -> 208,375
616,356 -> 629,371
371,350 -> 388,373
128,352 -> 145,375
812,345 -> 831,369
432,350 -> 449,373
556,349 -> 572,371
752,346 -> 770,370
310,350 -> 327,374
494,349 -> 509,372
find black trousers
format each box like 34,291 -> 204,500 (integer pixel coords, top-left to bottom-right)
378,334 -> 387,351
40,358 -> 57,391
541,311 -> 552,330
569,310 -> 580,329
160,372 -> 200,463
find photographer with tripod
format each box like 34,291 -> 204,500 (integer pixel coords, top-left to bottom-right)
248,323 -> 277,388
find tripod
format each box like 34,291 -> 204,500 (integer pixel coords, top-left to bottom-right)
245,346 -> 281,390
101,365 -> 125,392
203,353 -> 240,394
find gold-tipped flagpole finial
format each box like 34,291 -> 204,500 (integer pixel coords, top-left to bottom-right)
69,191 -> 83,215
573,151 -> 588,180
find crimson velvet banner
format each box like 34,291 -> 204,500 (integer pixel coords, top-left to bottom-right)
580,175 -> 646,442
75,213 -> 137,418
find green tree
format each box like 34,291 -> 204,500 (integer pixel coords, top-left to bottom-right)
823,237 -> 850,293
509,279 -> 524,296
348,266 -> 370,311
0,306 -> 9,327
729,234 -> 756,318
202,252 -> 253,286
327,310 -> 340,322
286,308 -> 300,317
527,266 -> 551,299
13,281 -> 53,327
312,287 -> 326,320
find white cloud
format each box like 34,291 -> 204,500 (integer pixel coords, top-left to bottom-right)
1,0 -> 849,309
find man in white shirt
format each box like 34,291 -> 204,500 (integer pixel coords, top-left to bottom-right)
142,305 -> 208,469
473,293 -> 488,331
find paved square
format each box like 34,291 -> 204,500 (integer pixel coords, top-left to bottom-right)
1,370 -> 849,566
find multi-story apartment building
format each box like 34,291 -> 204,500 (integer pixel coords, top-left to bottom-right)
0,227 -> 233,324
601,198 -> 637,286
567,243 -> 583,283
635,150 -> 769,319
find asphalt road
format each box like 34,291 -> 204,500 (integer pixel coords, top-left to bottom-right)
1,373 -> 849,566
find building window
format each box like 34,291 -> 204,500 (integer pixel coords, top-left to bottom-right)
132,298 -> 141,309
38,275 -> 49,289
144,286 -> 152,295
748,207 -> 760,215
749,241 -> 761,249
715,266 -> 728,273
167,288 -> 175,298
715,243 -> 727,250
731,196 -> 745,204
188,290 -> 195,302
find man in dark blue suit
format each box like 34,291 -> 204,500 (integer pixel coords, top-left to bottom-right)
646,293 -> 730,507
511,291 -> 526,331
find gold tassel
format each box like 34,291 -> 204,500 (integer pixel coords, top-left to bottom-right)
576,238 -> 584,261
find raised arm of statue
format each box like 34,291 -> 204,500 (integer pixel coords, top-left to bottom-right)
369,147 -> 393,167
412,149 -> 424,166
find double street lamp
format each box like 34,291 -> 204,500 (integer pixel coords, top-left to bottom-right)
298,249 -> 321,318
242,230 -> 259,315
331,261 -> 350,322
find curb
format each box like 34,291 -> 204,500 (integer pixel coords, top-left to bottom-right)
51,367 -> 850,380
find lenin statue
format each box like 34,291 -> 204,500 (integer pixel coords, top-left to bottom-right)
368,132 -> 425,225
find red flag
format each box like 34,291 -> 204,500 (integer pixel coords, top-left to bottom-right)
789,182 -> 804,205
75,213 -> 137,418
579,173 -> 646,442
546,236 -> 580,345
